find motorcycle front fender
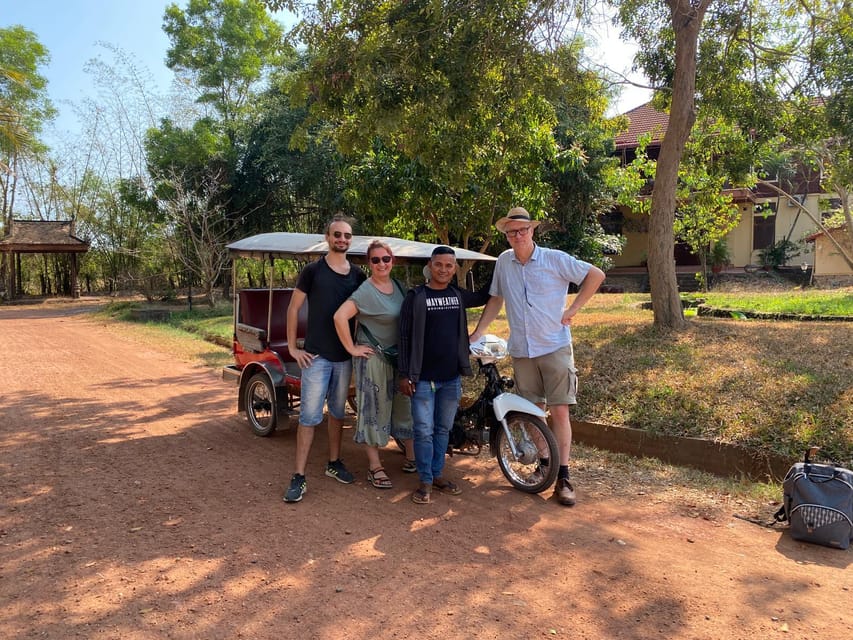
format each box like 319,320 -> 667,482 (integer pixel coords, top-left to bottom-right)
491,392 -> 547,422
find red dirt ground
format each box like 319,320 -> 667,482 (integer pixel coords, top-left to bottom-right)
0,300 -> 850,639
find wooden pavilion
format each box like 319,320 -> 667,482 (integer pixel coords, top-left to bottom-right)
0,219 -> 89,299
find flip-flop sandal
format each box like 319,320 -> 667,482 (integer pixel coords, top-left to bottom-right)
402,459 -> 417,473
432,479 -> 462,495
367,467 -> 393,489
411,486 -> 431,504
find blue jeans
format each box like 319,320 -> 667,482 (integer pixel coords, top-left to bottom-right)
298,356 -> 352,426
411,377 -> 461,484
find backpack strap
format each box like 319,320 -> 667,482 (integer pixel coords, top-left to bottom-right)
392,278 -> 406,297
732,507 -> 787,529
358,322 -> 383,350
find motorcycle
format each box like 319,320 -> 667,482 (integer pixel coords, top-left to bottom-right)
449,335 -> 559,494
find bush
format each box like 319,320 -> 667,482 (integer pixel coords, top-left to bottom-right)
759,239 -> 800,268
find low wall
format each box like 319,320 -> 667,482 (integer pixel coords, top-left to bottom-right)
812,274 -> 853,288
572,421 -> 791,481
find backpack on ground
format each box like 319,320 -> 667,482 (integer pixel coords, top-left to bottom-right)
774,447 -> 853,550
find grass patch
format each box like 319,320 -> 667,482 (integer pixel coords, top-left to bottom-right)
684,289 -> 853,316
574,296 -> 852,463
100,299 -> 235,346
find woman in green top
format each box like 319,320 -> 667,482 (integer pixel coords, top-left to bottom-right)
333,240 -> 415,489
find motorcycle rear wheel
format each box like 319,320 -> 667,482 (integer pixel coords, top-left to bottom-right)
244,372 -> 277,437
495,412 -> 559,493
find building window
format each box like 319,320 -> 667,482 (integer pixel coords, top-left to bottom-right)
753,203 -> 776,250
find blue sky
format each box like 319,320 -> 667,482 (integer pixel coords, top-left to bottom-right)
3,1 -> 178,136
3,1 -> 649,140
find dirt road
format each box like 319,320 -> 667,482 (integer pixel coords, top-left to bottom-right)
1,300 -> 850,639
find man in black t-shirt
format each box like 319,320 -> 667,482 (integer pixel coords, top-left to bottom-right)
283,216 -> 367,503
398,246 -> 489,504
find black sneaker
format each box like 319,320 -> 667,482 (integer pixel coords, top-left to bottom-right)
325,459 -> 355,484
283,473 -> 307,502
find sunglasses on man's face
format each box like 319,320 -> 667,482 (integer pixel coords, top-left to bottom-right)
370,255 -> 392,264
332,231 -> 353,239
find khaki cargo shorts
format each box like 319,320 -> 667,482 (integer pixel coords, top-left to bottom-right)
512,343 -> 578,406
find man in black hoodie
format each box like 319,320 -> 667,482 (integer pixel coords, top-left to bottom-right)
398,246 -> 489,505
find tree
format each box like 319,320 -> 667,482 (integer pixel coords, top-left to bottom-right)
798,1 -> 853,266
160,0 -> 295,298
158,168 -> 235,306
540,78 -> 625,270
51,44 -> 173,294
672,122 -> 750,290
0,66 -> 29,170
0,26 -> 55,296
613,0 -> 715,328
233,66 -> 349,235
609,0 -> 813,326
0,26 -> 54,228
163,0 -> 288,136
145,117 -> 233,303
291,0 -> 603,271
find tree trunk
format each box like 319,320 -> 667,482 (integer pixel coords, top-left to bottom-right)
839,184 -> 853,270
648,0 -> 712,329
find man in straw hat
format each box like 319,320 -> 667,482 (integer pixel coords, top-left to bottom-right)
471,207 -> 605,506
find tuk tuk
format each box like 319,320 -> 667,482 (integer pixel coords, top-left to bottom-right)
222,232 -> 496,436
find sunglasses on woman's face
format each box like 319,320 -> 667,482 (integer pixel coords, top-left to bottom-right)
332,231 -> 353,239
370,255 -> 392,264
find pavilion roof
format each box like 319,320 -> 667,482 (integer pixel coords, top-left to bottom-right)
0,220 -> 89,254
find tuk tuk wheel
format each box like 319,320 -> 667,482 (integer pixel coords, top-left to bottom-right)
244,372 -> 277,436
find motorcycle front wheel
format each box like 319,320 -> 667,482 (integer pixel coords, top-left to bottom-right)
495,412 -> 559,494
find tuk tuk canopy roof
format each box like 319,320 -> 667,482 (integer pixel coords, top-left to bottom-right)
226,233 -> 497,264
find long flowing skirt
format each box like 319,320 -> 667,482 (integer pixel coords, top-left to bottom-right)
353,352 -> 413,447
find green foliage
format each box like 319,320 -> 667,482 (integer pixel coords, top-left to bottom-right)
292,1 -> 605,253
606,131 -> 655,215
163,0 -> 288,127
0,26 -> 54,151
541,75 -> 624,266
709,238 -> 731,267
76,175 -> 173,296
233,70 -> 349,234
609,119 -> 751,289
146,118 -> 232,186
0,26 -> 55,220
674,121 -> 753,290
758,239 -> 801,268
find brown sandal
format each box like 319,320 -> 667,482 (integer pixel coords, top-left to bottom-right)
367,467 -> 392,489
411,485 -> 431,504
432,479 -> 462,495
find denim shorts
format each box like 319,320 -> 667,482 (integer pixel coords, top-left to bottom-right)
298,356 -> 352,426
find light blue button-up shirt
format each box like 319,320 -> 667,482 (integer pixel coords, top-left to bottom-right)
490,244 -> 593,358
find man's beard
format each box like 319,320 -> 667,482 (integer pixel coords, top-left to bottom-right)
329,243 -> 349,254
